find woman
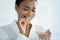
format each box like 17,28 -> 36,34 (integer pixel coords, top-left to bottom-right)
0,0 -> 51,40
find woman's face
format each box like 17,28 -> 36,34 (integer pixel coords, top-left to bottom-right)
16,0 -> 36,21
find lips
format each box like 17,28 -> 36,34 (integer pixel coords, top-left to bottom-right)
21,16 -> 31,20
21,15 -> 31,20
27,17 -> 31,20
20,16 -> 31,25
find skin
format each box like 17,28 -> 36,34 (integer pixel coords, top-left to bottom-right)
37,30 -> 51,40
15,0 -> 35,37
15,0 -> 51,39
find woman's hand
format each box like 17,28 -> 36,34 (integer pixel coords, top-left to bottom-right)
18,18 -> 29,33
37,29 -> 51,40
17,18 -> 32,37
45,29 -> 51,40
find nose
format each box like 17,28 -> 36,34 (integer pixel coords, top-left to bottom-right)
22,10 -> 32,18
22,14 -> 29,18
28,10 -> 32,16
23,13 -> 30,18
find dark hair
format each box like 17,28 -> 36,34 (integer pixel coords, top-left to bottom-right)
15,0 -> 37,6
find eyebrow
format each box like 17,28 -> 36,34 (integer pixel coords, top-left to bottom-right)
24,6 -> 36,9
33,7 -> 36,9
24,6 -> 29,9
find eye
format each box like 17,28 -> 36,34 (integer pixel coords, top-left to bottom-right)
23,8 -> 29,11
32,9 -> 35,12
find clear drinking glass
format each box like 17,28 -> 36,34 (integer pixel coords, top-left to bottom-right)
37,32 -> 48,40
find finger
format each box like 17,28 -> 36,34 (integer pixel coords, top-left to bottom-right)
38,34 -> 45,38
45,29 -> 51,34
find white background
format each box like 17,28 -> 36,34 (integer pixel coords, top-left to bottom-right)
0,0 -> 60,40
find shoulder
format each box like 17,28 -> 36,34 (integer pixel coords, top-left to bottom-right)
0,21 -> 17,30
0,29 -> 9,40
0,22 -> 12,29
0,22 -> 18,40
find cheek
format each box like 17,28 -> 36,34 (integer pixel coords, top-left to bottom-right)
18,10 -> 28,18
20,9 -> 28,15
18,10 -> 25,15
30,13 -> 35,19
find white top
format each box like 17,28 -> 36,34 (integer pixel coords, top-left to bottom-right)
0,21 -> 44,40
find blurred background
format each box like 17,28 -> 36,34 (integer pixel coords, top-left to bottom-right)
0,0 -> 60,40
